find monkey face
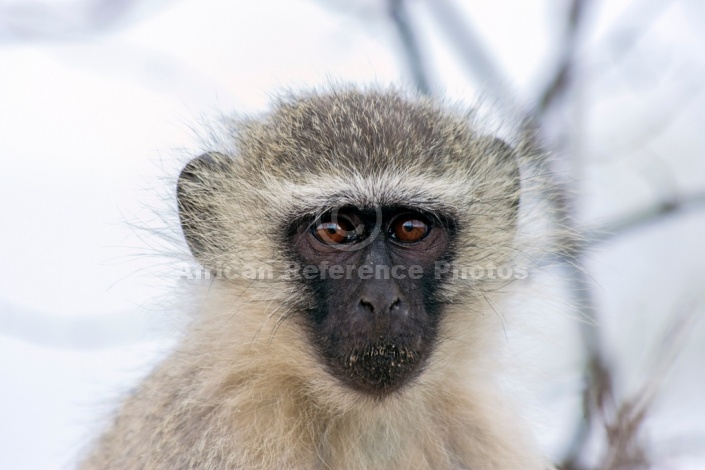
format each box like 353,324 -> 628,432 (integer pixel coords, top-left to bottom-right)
176,90 -> 521,400
290,206 -> 455,397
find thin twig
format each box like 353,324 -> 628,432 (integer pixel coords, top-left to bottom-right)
387,0 -> 431,96
589,191 -> 705,246
600,304 -> 700,470
537,0 -> 589,114
422,0 -> 513,107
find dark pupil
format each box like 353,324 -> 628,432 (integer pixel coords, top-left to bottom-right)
403,221 -> 415,232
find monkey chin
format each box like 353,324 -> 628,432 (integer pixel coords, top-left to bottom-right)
325,337 -> 430,398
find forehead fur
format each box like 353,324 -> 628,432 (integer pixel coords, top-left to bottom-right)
243,89 -> 475,170
198,89 -> 515,225
228,89 -> 504,213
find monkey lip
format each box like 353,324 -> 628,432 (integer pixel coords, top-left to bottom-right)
328,340 -> 427,396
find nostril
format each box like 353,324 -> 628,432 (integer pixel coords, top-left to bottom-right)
359,297 -> 401,315
359,298 -> 375,313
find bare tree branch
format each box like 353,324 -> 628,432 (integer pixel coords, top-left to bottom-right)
599,304 -> 699,470
422,0 -> 514,107
558,263 -> 615,470
387,0 -> 431,95
589,190 -> 705,246
534,2 -> 619,467
537,0 -> 590,115
589,0 -> 672,71
0,0 -> 170,41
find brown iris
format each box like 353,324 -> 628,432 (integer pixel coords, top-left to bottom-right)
313,215 -> 358,244
390,215 -> 429,243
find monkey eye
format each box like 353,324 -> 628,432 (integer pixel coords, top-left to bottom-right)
389,214 -> 430,243
312,214 -> 361,245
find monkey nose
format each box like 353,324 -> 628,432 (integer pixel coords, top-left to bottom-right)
359,295 -> 401,316
359,297 -> 399,332
357,281 -> 406,331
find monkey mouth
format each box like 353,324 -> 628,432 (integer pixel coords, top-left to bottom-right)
328,340 -> 426,396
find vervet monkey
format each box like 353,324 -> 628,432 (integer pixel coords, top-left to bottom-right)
81,88 -> 555,469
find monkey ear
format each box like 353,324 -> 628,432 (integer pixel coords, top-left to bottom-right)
478,137 -> 521,220
177,152 -> 232,264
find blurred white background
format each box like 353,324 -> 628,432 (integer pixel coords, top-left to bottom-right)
1,0 -> 704,468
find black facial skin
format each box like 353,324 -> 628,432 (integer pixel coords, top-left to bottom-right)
290,206 -> 455,397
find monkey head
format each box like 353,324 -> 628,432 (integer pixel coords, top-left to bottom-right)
176,89 -> 520,398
